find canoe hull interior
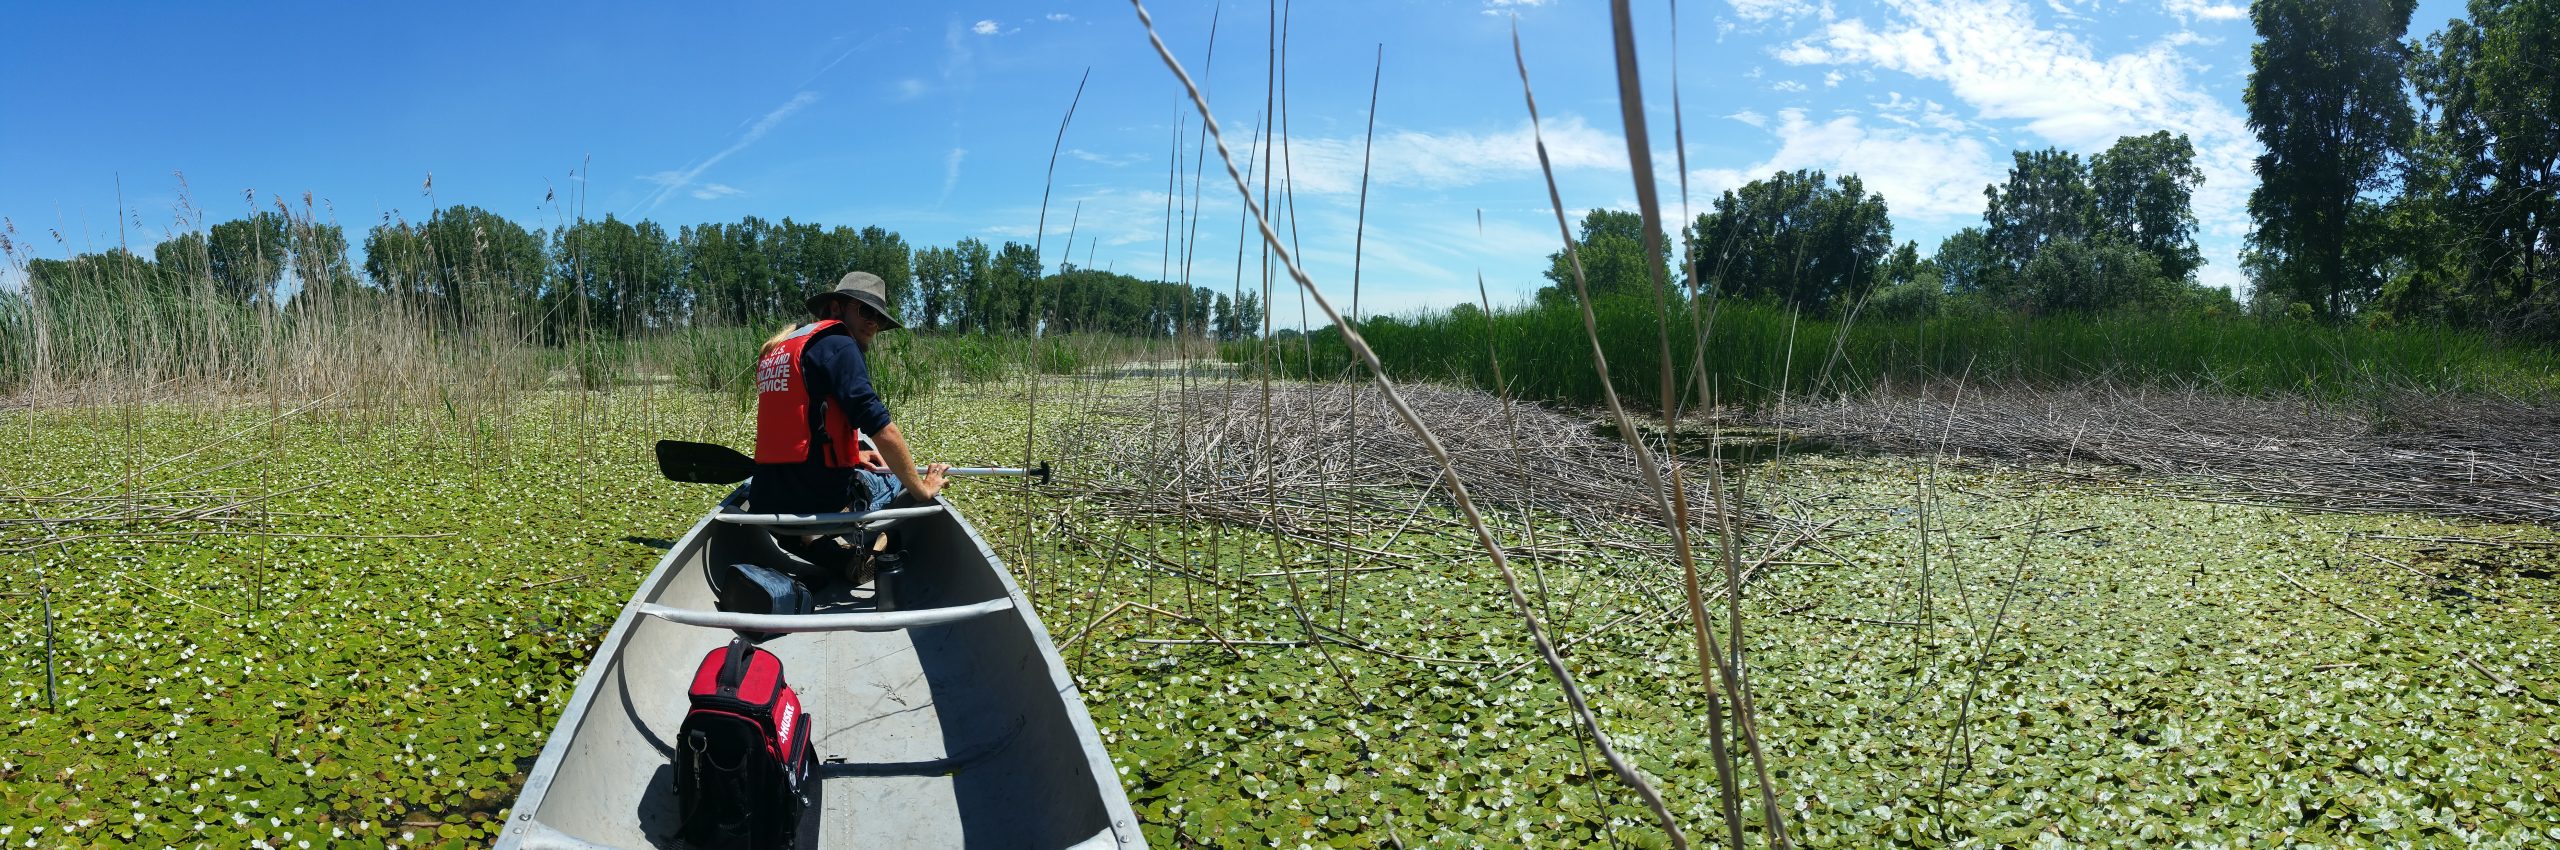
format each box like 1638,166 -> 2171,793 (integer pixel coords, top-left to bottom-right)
496,493 -> 1142,849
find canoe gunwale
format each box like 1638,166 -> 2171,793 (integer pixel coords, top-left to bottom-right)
937,501 -> 1146,847
494,489 -> 741,850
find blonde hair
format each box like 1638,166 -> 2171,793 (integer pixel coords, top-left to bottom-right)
761,323 -> 799,353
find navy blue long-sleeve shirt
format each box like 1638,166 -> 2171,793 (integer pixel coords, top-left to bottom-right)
749,327 -> 893,514
799,332 -> 893,436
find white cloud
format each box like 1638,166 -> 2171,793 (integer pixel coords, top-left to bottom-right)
1694,108 -> 2004,222
940,148 -> 967,204
1772,80 -> 1808,92
1824,70 -> 1845,87
1775,0 -> 2256,272
971,20 -> 1001,36
2163,0 -> 2246,23
1238,115 -> 1626,196
640,91 -> 821,212
1777,1 -> 2244,154
895,78 -> 928,100
1481,0 -> 1549,15
1727,0 -> 1834,22
1068,149 -> 1147,167
1728,109 -> 1770,128
690,183 -> 743,201
1872,92 -> 1974,133
1046,12 -> 1073,22
942,21 -> 977,85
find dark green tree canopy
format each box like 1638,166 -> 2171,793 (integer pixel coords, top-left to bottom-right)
22,204 -> 1227,347
1210,289 -> 1264,341
208,212 -> 288,307
2392,0 -> 2560,332
549,215 -> 680,338
911,246 -> 960,331
1933,228 -> 1997,296
1683,169 -> 1894,313
359,205 -> 546,330
152,232 -> 210,297
1539,209 -> 1675,306
1044,267 -> 1213,337
2243,0 -> 2417,320
2091,131 -> 2207,282
27,249 -> 159,306
2019,238 -> 2181,314
1985,148 -> 2094,274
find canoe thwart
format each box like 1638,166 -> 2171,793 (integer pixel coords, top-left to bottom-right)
637,598 -> 1014,633
715,504 -> 948,535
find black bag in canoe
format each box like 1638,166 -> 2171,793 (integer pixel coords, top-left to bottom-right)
674,637 -> 814,850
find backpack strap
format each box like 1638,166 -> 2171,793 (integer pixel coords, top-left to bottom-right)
716,637 -> 754,697
801,325 -> 848,467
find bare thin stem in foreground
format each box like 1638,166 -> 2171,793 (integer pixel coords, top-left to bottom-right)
1127,2 -> 1690,844
1597,2 -> 1792,843
1019,68 -> 1091,599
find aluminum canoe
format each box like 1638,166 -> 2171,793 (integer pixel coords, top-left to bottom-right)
494,490 -> 1145,849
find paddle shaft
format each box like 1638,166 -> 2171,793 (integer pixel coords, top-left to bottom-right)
934,460 -> 1052,484
940,466 -> 1036,478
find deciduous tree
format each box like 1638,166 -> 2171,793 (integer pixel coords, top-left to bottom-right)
1985,149 -> 2094,275
1933,228 -> 1998,297
2398,0 -> 2560,332
1682,169 -> 1893,313
1540,209 -> 1675,306
2243,0 -> 2417,319
207,212 -> 287,307
2091,132 -> 2207,282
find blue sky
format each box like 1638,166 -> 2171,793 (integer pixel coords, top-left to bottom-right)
1,0 -> 2471,319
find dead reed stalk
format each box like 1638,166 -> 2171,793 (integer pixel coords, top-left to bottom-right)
1127,0 -> 1694,840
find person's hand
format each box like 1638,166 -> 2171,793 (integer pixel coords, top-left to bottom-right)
914,462 -> 952,502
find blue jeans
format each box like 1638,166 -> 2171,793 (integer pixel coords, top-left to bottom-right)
854,468 -> 904,514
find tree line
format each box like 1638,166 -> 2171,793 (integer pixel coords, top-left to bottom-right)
2248,0 -> 2557,334
1540,129 -> 2228,322
14,207 -> 1262,343
1537,0 -> 2554,335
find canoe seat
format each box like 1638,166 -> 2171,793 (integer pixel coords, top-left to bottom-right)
715,504 -> 946,536
637,598 -> 1013,633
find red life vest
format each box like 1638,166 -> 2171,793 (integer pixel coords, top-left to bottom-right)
753,320 -> 864,468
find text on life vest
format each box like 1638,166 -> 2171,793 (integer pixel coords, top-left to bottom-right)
755,349 -> 792,394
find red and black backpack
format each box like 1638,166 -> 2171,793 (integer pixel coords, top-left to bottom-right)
675,637 -> 815,850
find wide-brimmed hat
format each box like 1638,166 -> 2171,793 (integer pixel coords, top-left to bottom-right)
806,271 -> 903,329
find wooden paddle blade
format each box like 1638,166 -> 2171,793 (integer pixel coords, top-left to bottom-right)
655,440 -> 755,485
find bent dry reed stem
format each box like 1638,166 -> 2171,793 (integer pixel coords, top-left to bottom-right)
1127,1 -> 1694,844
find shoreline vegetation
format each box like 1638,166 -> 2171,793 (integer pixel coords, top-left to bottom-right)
1233,294 -> 2560,410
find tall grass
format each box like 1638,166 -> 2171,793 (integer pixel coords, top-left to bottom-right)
0,265 -> 544,404
1,184 -> 1200,414
1235,296 -> 2560,409
624,326 -> 1188,409
1,255 -> 1183,414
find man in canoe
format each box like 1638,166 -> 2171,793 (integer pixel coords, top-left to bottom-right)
752,270 -> 950,569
